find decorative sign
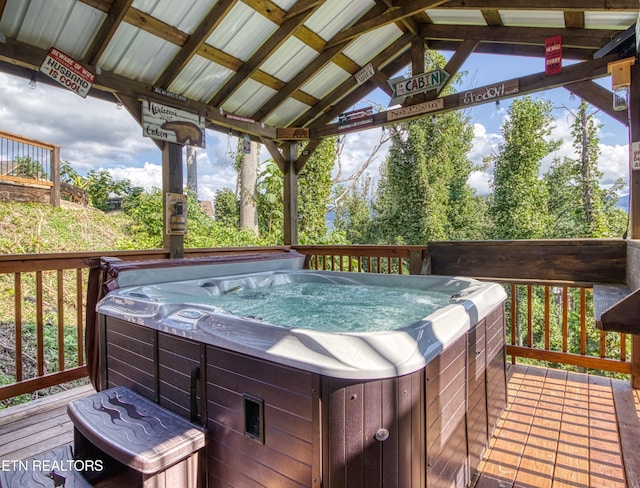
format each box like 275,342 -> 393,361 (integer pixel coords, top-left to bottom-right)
142,100 -> 205,148
39,47 -> 95,98
166,193 -> 187,235
277,127 -> 310,140
152,86 -> 187,102
338,107 -> 374,132
545,36 -> 562,75
387,98 -> 444,121
355,63 -> 375,85
460,80 -> 519,106
226,113 -> 255,124
387,69 -> 450,105
631,141 -> 640,170
243,134 -> 251,154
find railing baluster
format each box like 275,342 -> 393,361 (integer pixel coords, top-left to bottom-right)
511,284 -> 517,364
527,285 -> 533,348
600,330 -> 607,359
14,273 -> 22,382
76,268 -> 84,366
57,269 -> 64,372
580,288 -> 586,356
621,333 -> 627,362
36,271 -> 44,377
562,287 -> 568,353
544,285 -> 550,351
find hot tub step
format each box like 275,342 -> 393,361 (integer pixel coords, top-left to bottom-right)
67,386 -> 206,488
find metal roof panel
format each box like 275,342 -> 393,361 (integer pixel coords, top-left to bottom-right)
425,9 -> 487,26
584,12 -> 638,30
132,0 -> 217,34
498,10 -> 564,28
206,2 -> 278,61
301,62 -> 351,99
342,23 -> 404,65
264,97 -> 310,127
168,55 -> 233,103
304,0 -> 375,41
260,37 -> 319,83
224,79 -> 276,116
98,23 -> 180,83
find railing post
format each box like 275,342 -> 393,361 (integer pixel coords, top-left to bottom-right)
632,336 -> 640,389
409,249 -> 430,275
50,144 -> 60,207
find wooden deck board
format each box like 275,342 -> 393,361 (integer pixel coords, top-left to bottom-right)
0,367 -> 638,487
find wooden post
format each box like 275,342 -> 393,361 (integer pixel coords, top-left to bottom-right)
50,144 -> 60,207
283,142 -> 299,245
629,63 -> 640,387
162,142 -> 184,259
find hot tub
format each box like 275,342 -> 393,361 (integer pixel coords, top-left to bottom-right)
90,251 -> 508,487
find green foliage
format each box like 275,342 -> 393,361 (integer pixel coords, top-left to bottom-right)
84,169 -> 142,211
332,177 -> 375,243
214,188 -> 240,227
14,156 -> 46,180
490,97 -> 559,239
371,108 -> 479,244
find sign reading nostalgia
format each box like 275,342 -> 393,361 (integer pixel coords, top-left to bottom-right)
39,47 -> 95,98
142,100 -> 205,148
387,69 -> 449,105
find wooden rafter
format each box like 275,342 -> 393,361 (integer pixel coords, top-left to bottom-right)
154,0 -> 238,89
207,1 -> 323,107
419,24 -> 620,50
84,0 -> 134,66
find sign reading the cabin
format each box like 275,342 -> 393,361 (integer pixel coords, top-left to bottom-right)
631,141 -> 640,170
545,36 -> 562,75
387,98 -> 444,121
355,63 -> 375,85
277,128 -> 310,140
338,107 -> 374,132
39,48 -> 95,98
460,80 -> 519,106
142,100 -> 205,148
387,69 -> 449,105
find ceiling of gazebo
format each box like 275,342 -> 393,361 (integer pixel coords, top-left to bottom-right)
0,0 -> 637,143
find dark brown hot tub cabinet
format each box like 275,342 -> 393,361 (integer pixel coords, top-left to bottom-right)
99,304 -> 506,487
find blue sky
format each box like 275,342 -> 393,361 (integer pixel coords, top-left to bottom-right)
0,52 -> 630,204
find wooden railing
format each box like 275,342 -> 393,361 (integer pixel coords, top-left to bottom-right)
0,129 -> 61,207
0,247 -> 289,403
0,241 -> 632,402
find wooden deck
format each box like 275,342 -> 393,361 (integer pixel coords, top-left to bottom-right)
0,365 -> 638,487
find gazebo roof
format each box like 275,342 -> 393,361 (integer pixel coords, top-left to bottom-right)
0,1 -> 636,142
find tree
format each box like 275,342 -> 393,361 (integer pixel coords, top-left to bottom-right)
256,138 -> 337,243
14,156 -> 46,180
214,188 -> 239,228
85,169 -> 142,211
332,176 -> 375,244
370,52 -> 479,244
544,101 -> 627,238
489,96 -> 559,239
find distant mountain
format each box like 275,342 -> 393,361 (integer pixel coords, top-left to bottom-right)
617,194 -> 629,210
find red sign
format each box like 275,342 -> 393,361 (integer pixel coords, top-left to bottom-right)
40,48 -> 95,98
545,36 -> 562,75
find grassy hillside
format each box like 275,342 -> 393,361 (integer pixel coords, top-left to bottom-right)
0,201 -> 135,254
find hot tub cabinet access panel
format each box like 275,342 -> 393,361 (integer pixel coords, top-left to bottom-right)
99,305 -> 506,488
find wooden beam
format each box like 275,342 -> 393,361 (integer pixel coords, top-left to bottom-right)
311,54 -> 619,137
154,0 -> 238,89
162,142 -> 184,258
436,0 -> 638,10
481,9 -> 503,26
283,143 -> 299,245
295,139 -> 322,173
84,0 -> 134,66
630,64 -> 640,240
420,24 -> 621,50
564,11 -> 585,29
326,0 -> 450,47
564,81 -> 628,126
261,138 -> 285,172
208,6 -> 320,107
